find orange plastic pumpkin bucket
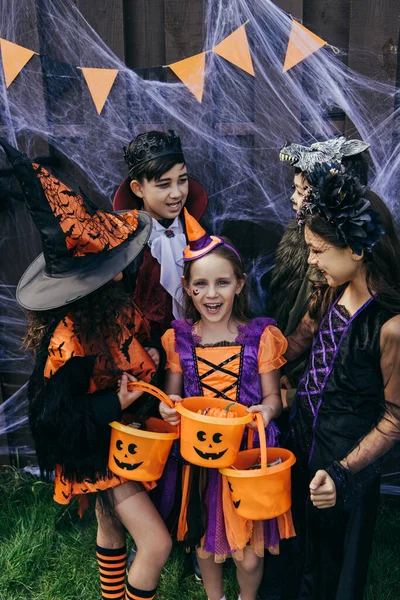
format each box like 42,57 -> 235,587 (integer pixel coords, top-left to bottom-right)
175,397 -> 253,468
109,381 -> 178,481
219,413 -> 296,519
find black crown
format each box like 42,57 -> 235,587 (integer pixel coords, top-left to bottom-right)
124,130 -> 184,173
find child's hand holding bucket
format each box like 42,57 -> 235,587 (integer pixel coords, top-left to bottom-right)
117,373 -> 144,409
246,404 -> 275,428
159,395 -> 182,426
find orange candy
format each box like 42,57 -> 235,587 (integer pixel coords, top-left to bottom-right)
197,403 -> 238,418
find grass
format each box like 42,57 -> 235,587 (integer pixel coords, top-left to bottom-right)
0,468 -> 398,600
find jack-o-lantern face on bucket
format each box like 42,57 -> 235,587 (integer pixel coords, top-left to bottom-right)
227,480 -> 241,508
193,430 -> 228,461
113,438 -> 144,471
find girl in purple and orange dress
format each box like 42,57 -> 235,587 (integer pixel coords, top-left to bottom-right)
159,210 -> 295,600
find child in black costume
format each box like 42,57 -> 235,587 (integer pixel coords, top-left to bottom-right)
284,168 -> 400,600
268,137 -> 370,409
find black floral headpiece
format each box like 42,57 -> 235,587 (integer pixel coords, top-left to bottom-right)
297,164 -> 385,255
124,130 -> 184,174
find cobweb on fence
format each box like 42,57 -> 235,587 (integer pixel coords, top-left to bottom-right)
0,0 -> 399,489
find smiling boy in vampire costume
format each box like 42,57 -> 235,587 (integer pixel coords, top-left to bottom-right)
113,130 -> 208,338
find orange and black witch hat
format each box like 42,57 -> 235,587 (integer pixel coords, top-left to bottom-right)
183,208 -> 242,263
0,138 -> 151,311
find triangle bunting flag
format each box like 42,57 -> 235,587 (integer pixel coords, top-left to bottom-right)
81,67 -> 119,115
283,20 -> 327,72
169,52 -> 206,103
0,38 -> 36,88
213,24 -> 255,76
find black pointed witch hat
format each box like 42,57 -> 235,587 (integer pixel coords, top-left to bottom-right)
0,139 -> 152,311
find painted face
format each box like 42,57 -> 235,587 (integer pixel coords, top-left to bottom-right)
193,429 -> 228,461
305,227 -> 362,287
112,438 -> 144,471
184,254 -> 245,324
291,172 -> 310,211
130,163 -> 189,220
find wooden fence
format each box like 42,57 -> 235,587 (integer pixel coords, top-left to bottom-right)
0,0 -> 399,465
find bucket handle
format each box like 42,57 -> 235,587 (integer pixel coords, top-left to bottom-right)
125,380 -> 175,409
247,412 -> 268,469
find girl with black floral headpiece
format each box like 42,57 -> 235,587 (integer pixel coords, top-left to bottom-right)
283,170 -> 400,600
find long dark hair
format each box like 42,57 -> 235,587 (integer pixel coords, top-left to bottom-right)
306,190 -> 400,322
182,240 -> 249,323
25,279 -> 134,355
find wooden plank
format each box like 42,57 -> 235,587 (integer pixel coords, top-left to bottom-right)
0,0 -> 49,153
0,0 -> 50,465
274,0 -> 303,20
164,0 -> 205,65
124,0 -> 166,69
303,0 -> 351,54
303,0 -> 351,134
348,0 -> 400,83
77,0 -> 125,61
346,0 -> 400,138
253,0 -> 303,204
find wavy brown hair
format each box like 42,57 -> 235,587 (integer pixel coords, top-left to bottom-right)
182,240 -> 249,323
25,280 -> 134,355
305,190 -> 400,323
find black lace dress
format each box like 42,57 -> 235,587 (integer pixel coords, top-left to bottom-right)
284,295 -> 400,600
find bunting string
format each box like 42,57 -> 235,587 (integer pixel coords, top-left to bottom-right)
0,19 -> 328,113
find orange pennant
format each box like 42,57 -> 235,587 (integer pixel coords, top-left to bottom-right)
81,67 -> 119,114
213,24 -> 254,77
283,20 -> 327,72
169,52 -> 206,103
0,39 -> 35,88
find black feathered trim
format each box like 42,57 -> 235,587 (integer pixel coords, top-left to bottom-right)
267,221 -> 310,330
28,355 -> 121,482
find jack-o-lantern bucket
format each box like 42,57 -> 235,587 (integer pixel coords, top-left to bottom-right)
109,381 -> 178,481
175,397 -> 253,468
219,413 -> 296,520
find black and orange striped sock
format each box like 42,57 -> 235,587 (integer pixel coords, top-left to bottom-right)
125,581 -> 157,600
96,544 -> 127,600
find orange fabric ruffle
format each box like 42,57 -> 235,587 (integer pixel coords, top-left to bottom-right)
53,467 -> 156,515
161,328 -> 182,373
178,468 -> 295,562
258,325 -> 288,373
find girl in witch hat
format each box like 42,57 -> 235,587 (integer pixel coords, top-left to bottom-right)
113,130 -> 208,338
158,209 -> 295,600
0,138 -> 171,600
